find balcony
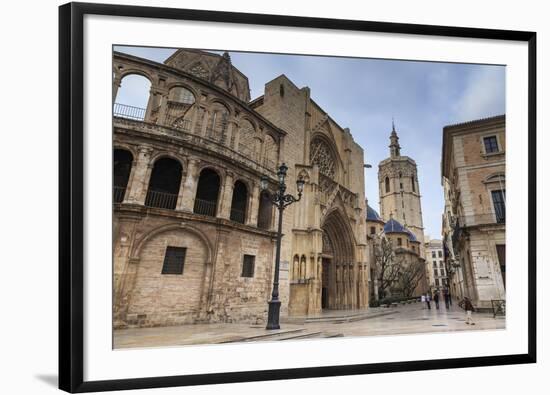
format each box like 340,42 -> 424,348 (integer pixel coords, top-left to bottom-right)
114,103 -> 146,121
230,208 -> 246,224
457,213 -> 505,228
193,198 -> 217,217
113,103 -> 278,176
145,190 -> 178,210
113,185 -> 126,203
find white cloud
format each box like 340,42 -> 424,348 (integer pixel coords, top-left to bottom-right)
453,67 -> 505,122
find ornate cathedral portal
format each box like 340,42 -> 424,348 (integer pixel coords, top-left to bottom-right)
321,209 -> 357,310
287,134 -> 369,316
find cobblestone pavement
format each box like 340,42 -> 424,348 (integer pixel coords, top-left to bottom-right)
114,302 -> 505,349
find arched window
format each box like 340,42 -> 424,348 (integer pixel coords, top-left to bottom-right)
411,176 -> 416,192
230,181 -> 248,223
114,74 -> 151,121
238,119 -> 256,157
207,102 -> 230,141
310,137 -> 336,179
194,168 -> 220,217
257,191 -> 273,230
263,134 -> 278,170
113,149 -> 133,203
385,177 -> 390,193
167,86 -> 196,132
145,158 -> 182,210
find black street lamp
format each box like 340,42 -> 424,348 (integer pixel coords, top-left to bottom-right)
261,163 -> 305,330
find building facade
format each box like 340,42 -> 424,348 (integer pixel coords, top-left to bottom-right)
424,239 -> 447,291
112,49 -> 369,328
441,115 -> 506,310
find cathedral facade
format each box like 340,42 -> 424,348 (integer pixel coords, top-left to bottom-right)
112,49 -> 369,328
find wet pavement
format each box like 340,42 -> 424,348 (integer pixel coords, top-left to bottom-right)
114,302 -> 505,349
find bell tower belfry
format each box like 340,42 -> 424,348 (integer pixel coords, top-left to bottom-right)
378,122 -> 426,256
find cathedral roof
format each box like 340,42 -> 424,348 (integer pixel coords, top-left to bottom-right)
366,204 -> 383,222
405,228 -> 419,242
383,217 -> 407,234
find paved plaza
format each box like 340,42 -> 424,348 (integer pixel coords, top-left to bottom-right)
114,302 -> 505,349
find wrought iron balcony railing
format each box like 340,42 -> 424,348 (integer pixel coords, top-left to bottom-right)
113,185 -> 126,203
114,103 -> 146,121
193,198 -> 217,217
144,190 -> 178,210
230,208 -> 246,224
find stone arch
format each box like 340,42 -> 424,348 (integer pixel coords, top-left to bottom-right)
194,167 -> 221,217
309,133 -> 340,180
114,73 -> 153,119
229,180 -> 248,224
263,134 -> 278,170
165,84 -> 198,130
131,223 -> 213,263
206,101 -> 231,141
237,118 -> 257,158
320,207 -> 357,309
113,143 -> 138,159
292,254 -> 300,280
148,151 -> 186,171
145,157 -> 183,210
113,148 -> 134,203
118,69 -> 155,84
483,172 -> 506,184
127,223 -> 214,321
300,255 -> 307,280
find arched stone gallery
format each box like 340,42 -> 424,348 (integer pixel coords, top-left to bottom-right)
113,48 -> 369,328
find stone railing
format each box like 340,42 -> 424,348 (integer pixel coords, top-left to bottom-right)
113,115 -> 276,176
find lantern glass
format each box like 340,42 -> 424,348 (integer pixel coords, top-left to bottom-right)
296,178 -> 305,193
277,163 -> 288,184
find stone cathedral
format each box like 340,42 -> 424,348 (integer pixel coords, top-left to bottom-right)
378,123 -> 426,257
112,49 -> 369,328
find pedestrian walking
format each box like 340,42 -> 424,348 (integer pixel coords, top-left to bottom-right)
421,294 -> 426,309
459,296 -> 475,325
426,293 -> 431,310
434,291 -> 440,309
444,289 -> 450,309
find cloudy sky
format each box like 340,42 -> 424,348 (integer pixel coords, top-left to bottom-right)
115,45 -> 505,239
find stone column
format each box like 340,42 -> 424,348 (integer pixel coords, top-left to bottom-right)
218,171 -> 234,220
246,181 -> 260,226
189,105 -> 200,135
177,158 -> 200,212
126,146 -> 153,205
201,109 -> 210,137
224,121 -> 234,148
113,75 -> 122,103
233,124 -> 241,152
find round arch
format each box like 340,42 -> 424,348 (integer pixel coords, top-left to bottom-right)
130,223 -> 213,263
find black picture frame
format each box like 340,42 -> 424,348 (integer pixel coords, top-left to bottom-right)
59,2 -> 537,392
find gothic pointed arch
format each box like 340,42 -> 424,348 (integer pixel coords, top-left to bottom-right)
310,134 -> 339,180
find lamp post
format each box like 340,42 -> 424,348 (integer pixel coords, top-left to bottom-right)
260,163 -> 305,330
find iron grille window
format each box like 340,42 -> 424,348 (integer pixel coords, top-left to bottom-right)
397,238 -> 402,246
483,136 -> 499,153
370,226 -> 376,235
241,255 -> 255,278
432,251 -> 436,258
161,246 -> 187,275
438,250 -> 443,258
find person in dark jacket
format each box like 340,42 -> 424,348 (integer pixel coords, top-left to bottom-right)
434,291 -> 440,309
459,296 -> 475,325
